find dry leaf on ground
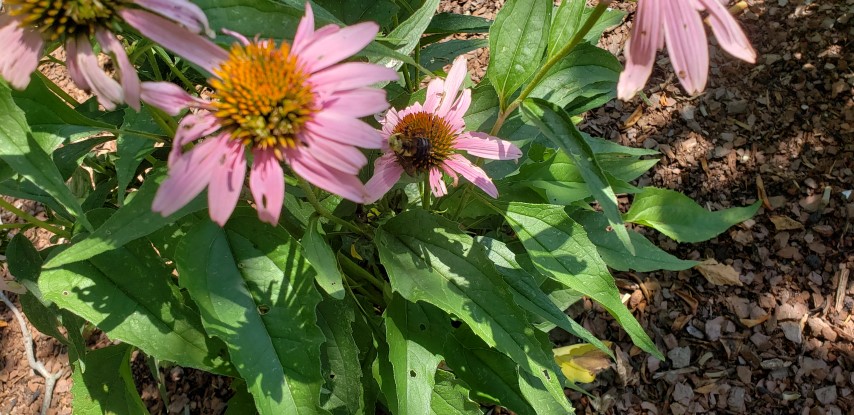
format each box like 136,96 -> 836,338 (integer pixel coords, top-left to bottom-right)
695,259 -> 742,286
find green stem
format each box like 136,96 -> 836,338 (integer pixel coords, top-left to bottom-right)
154,47 -> 197,91
402,62 -> 414,92
338,252 -> 391,304
296,178 -> 370,237
490,0 -> 612,135
0,199 -> 70,238
145,49 -> 163,81
145,105 -> 178,136
421,176 -> 431,210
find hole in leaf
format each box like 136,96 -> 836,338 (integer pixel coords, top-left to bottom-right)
62,290 -> 69,296
450,320 -> 462,329
329,373 -> 335,379
257,305 -> 270,315
419,323 -> 426,331
409,370 -> 416,377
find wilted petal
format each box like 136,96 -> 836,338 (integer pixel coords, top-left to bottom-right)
120,9 -> 228,74
437,55 -> 468,116
299,21 -> 379,72
287,150 -> 367,203
429,167 -> 448,198
169,111 -> 221,166
141,81 -> 208,116
292,2 -> 316,53
422,78 -> 445,113
444,154 -> 498,198
64,38 -> 89,90
364,153 -> 404,203
0,16 -> 44,90
207,139 -> 246,226
443,87 -> 471,132
661,0 -> 708,95
132,0 -> 214,36
698,0 -> 756,63
73,37 -> 123,110
617,0 -> 664,99
96,30 -> 140,110
249,149 -> 285,224
454,132 -> 522,160
310,62 -> 398,92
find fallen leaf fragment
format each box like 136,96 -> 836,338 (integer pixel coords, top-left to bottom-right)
740,313 -> 769,328
696,259 -> 743,286
553,342 -> 613,384
769,215 -> 803,231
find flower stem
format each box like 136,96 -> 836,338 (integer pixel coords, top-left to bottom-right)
490,0 -> 612,135
421,176 -> 431,210
296,178 -> 370,237
0,199 -> 70,238
338,252 -> 392,304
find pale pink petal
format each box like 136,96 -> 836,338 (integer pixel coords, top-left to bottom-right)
207,139 -> 246,226
73,37 -> 123,110
380,108 -> 401,135
662,0 -> 708,95
443,87 -> 471,132
309,112 -> 384,148
617,0 -> 663,100
120,9 -> 228,74
454,132 -> 522,160
364,153 -> 404,203
422,78 -> 445,113
298,21 -> 379,73
292,2 -> 316,53
141,81 -> 209,116
222,29 -> 251,46
153,134 -> 224,216
698,0 -> 756,63
310,62 -> 398,92
444,154 -> 498,198
0,16 -> 44,90
429,167 -> 448,198
249,149 -> 285,224
132,0 -> 214,36
301,131 -> 368,174
439,163 -> 459,187
436,55 -> 468,116
96,30 -> 140,110
322,88 -> 390,118
169,112 -> 221,166
286,150 -> 368,203
64,38 -> 89,90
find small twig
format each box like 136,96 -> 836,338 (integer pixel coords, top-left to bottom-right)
0,291 -> 64,415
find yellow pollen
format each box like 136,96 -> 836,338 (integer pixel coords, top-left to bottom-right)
210,40 -> 315,156
7,0 -> 120,41
390,111 -> 456,176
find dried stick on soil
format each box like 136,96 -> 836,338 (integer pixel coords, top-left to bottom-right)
0,292 -> 64,415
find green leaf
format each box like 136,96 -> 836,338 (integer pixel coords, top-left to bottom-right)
224,380 -> 258,415
376,209 -> 571,412
312,0 -> 398,26
53,136 -> 113,181
302,217 -> 346,299
475,236 -> 612,358
385,296 -> 443,415
521,98 -> 635,255
572,210 -> 698,272
44,169 -> 205,268
317,298 -> 363,414
11,73 -> 115,138
40,229 -> 233,374
0,83 -> 92,230
373,0 -> 441,69
177,213 -> 328,415
489,201 -> 663,360
426,12 -> 491,34
487,0 -> 551,106
116,107 -> 159,204
430,370 -> 482,415
71,344 -> 148,415
529,43 -> 621,116
420,39 -> 488,72
548,2 -> 625,58
195,0 -> 339,44
624,187 -> 761,243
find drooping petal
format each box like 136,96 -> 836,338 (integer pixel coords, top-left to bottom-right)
169,111 -> 221,166
73,37 -> 123,110
96,30 -> 140,110
661,0 -> 708,95
322,88 -> 390,118
429,167 -> 448,198
120,9 -> 228,75
132,0 -> 214,36
698,0 -> 756,63
310,62 -> 398,92
298,21 -> 379,73
443,154 -> 498,198
617,0 -> 664,100
454,132 -> 522,160
207,139 -> 246,226
152,134 -> 224,216
301,131 -> 368,175
0,16 -> 44,90
287,149 -> 368,203
64,38 -> 89,90
439,162 -> 459,187
292,2 -> 316,53
222,29 -> 251,46
364,153 -> 404,203
436,55 -> 468,116
422,78 -> 445,113
141,81 -> 209,116
249,149 -> 285,224
309,112 -> 384,148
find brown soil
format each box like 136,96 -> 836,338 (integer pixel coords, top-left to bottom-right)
2,0 -> 852,414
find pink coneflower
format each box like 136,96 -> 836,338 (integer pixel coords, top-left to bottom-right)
365,56 -> 521,202
617,0 -> 756,99
0,0 -> 222,110
147,4 -> 398,226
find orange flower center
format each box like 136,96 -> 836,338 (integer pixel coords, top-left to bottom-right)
389,111 -> 456,176
8,0 -> 120,40
210,40 -> 315,159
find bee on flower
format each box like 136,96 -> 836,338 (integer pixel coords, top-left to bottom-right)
146,4 -> 398,226
0,0 -> 223,109
365,55 -> 522,202
618,0 -> 756,99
